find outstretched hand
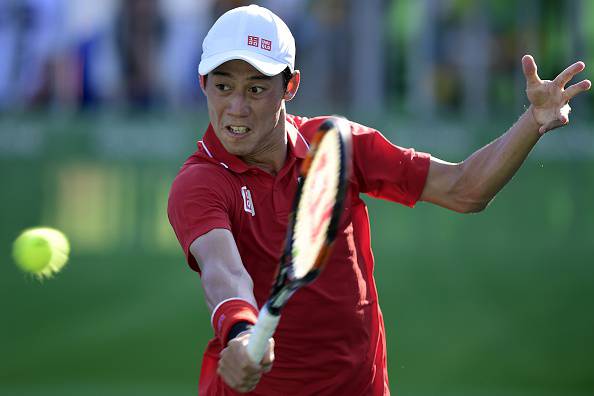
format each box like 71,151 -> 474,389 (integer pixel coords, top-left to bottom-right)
522,55 -> 591,135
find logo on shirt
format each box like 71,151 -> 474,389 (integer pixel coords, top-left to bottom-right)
241,186 -> 255,217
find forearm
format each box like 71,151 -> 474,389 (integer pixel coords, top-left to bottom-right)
201,264 -> 257,313
190,228 -> 257,313
458,107 -> 541,208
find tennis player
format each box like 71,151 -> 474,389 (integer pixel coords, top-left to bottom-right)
167,5 -> 591,395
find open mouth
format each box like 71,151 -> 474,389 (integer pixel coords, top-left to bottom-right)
226,126 -> 251,136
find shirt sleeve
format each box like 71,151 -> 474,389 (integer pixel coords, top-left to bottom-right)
167,164 -> 233,272
351,121 -> 431,207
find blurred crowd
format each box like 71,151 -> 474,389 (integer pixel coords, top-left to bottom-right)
0,0 -> 327,112
0,0 -> 591,116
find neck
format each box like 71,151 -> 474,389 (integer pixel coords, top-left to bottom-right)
240,109 -> 288,175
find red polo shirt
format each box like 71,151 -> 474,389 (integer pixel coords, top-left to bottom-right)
168,114 -> 430,396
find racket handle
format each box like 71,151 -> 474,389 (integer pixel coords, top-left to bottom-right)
246,304 -> 280,364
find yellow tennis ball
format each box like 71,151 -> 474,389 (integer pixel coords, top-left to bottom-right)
12,227 -> 70,279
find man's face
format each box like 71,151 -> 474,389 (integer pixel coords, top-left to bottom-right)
203,60 -> 287,160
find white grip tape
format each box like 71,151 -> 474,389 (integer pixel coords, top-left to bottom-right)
246,304 -> 280,364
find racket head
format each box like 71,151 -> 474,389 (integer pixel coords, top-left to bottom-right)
289,116 -> 351,281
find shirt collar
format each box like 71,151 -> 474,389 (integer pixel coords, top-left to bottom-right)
286,119 -> 309,159
198,116 -> 309,173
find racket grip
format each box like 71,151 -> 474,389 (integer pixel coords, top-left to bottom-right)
246,304 -> 280,364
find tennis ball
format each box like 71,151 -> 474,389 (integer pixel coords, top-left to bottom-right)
12,227 -> 70,279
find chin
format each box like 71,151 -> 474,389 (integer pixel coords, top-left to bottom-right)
220,139 -> 251,157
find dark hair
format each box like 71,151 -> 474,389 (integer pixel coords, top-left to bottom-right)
281,67 -> 293,91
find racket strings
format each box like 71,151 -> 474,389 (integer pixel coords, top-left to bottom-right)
292,128 -> 342,279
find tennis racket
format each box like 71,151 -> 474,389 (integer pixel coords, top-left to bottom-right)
246,116 -> 352,364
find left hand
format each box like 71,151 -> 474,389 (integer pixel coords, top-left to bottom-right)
522,55 -> 591,135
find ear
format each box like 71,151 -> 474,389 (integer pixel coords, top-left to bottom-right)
284,70 -> 300,101
199,74 -> 206,93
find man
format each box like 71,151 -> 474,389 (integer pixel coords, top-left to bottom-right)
168,5 -> 590,395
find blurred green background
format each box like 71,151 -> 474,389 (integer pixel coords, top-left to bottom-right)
1,112 -> 593,396
1,0 -> 594,395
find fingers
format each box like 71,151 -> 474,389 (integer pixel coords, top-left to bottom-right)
538,103 -> 571,135
558,103 -> 571,125
553,61 -> 586,88
522,55 -> 541,87
236,373 -> 262,393
221,371 -> 261,393
217,334 -> 275,393
525,58 -> 589,135
564,79 -> 592,100
218,352 -> 263,392
261,338 -> 275,365
261,338 -> 275,373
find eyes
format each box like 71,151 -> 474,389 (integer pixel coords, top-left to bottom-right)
214,83 -> 230,92
249,86 -> 265,94
214,83 -> 266,95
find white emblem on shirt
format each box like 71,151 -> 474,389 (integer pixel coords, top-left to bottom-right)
241,186 -> 255,216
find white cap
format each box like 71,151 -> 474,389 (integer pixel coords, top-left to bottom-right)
199,5 -> 295,76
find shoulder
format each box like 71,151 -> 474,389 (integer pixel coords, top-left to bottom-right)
176,158 -> 226,182
170,159 -> 237,200
287,114 -> 346,141
287,114 -> 380,139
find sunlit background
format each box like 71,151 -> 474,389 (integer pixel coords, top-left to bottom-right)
1,0 -> 593,395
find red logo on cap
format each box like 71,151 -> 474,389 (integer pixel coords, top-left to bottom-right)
261,39 -> 272,51
247,36 -> 259,47
247,36 -> 272,52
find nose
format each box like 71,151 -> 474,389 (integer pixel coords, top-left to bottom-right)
227,91 -> 250,117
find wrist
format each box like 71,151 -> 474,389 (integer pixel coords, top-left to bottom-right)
525,105 -> 545,137
227,321 -> 253,343
211,298 -> 258,346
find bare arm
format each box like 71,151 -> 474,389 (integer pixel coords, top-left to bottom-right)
190,228 -> 256,312
420,55 -> 591,213
420,109 -> 540,212
190,229 -> 272,393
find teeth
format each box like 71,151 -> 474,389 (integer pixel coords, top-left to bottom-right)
229,126 -> 249,134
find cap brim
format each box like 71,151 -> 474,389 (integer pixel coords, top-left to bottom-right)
199,50 -> 290,76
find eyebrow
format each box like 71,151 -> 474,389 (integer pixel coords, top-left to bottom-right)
211,71 -> 272,81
